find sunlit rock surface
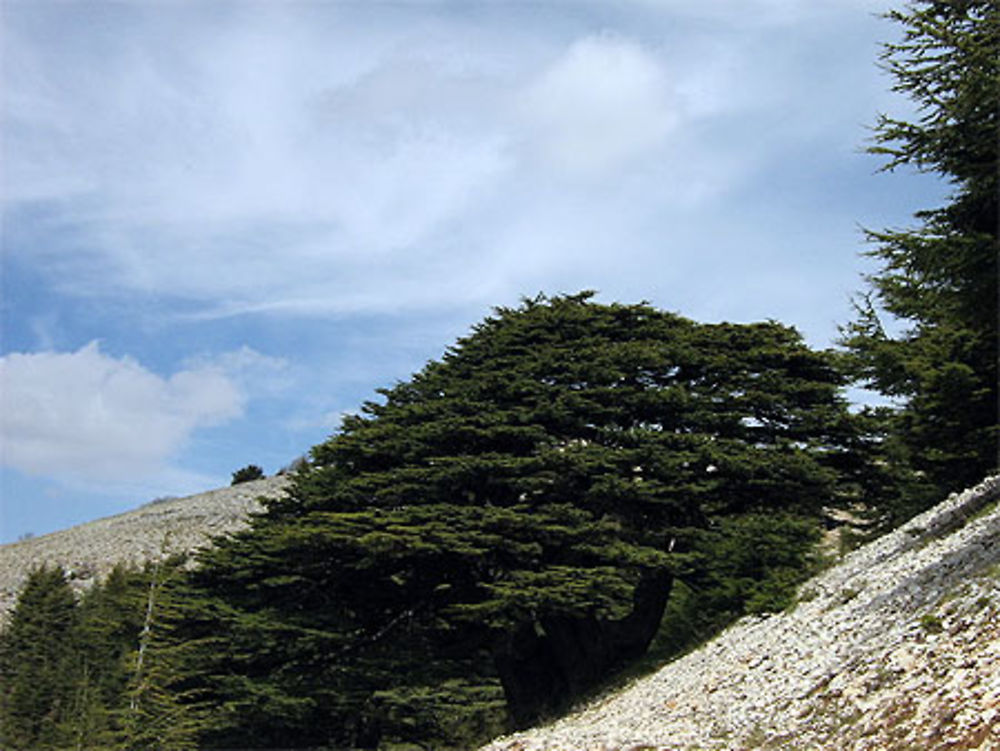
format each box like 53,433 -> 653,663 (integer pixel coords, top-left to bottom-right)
0,475 -> 291,621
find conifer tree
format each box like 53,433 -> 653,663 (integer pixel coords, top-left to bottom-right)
117,559 -> 208,751
180,295 -> 862,749
843,0 -> 999,498
1,561 -> 209,750
0,566 -> 78,750
63,564 -> 141,749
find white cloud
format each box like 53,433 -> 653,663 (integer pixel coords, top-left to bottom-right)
518,34 -> 676,175
183,346 -> 291,396
1,8 -> 514,309
629,0 -> 884,26
0,342 -> 244,481
0,0 -> 912,328
1,0 -> 947,542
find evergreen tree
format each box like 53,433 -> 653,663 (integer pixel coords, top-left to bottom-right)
0,566 -> 78,750
117,559 -> 207,751
843,0 -> 999,498
232,464 -> 265,485
180,295 -> 862,749
1,561 -> 208,751
64,564 -> 142,749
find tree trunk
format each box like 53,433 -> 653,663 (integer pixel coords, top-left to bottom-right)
492,570 -> 673,727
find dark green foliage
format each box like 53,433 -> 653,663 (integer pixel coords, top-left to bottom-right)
0,566 -> 78,749
232,464 -> 265,485
67,564 -> 147,748
683,513 -> 822,617
180,294 -> 861,749
842,1 -> 999,503
0,561 -> 206,750
556,511 -> 825,710
117,560 -> 208,751
639,513 -> 821,667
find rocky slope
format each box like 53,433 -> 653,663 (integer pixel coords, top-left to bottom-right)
483,475 -> 1000,751
0,475 -> 290,622
2,474 -> 997,749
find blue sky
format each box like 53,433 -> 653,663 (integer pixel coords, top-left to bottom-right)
1,0 -> 946,543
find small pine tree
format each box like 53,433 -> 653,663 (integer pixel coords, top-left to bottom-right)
231,464 -> 265,485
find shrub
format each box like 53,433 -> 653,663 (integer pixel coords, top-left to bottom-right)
230,465 -> 265,485
919,613 -> 944,634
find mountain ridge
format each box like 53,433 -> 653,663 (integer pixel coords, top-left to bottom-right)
0,475 -> 291,622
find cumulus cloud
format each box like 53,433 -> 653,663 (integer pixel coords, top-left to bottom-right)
518,34 -> 676,175
0,342 -> 244,481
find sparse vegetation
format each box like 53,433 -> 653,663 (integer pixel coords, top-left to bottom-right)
143,495 -> 179,507
798,586 -> 819,603
837,581 -> 867,606
277,455 -> 309,475
230,464 -> 265,485
919,613 -> 944,634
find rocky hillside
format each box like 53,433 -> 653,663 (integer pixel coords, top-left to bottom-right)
483,475 -> 1000,751
0,475 -> 290,622
2,474 -> 998,750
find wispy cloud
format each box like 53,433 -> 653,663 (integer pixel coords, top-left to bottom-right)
2,0 -> 941,541
517,34 -> 677,175
2,1 -> 897,328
